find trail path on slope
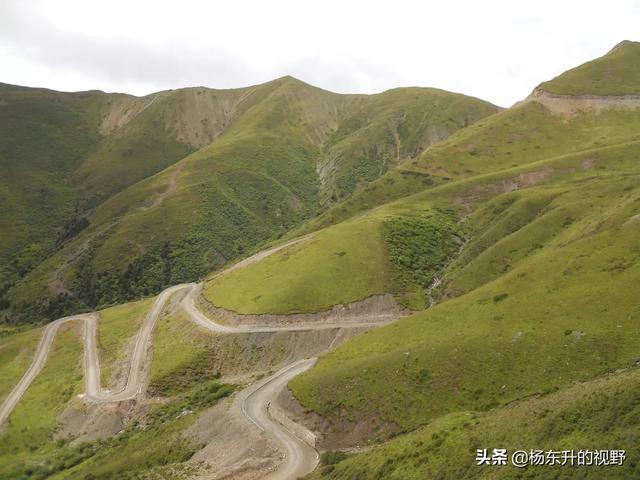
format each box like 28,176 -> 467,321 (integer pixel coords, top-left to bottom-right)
1,235 -> 398,479
239,359 -> 319,480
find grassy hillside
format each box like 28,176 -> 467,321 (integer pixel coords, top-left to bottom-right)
296,100 -> 640,234
288,88 -> 640,473
3,78 -> 496,324
292,177 -> 640,429
204,205 -> 459,314
204,216 -> 396,314
539,40 -> 640,95
73,93 -> 195,210
318,87 -> 499,204
2,42 -> 640,479
97,297 -> 154,387
0,323 -> 84,478
209,100 -> 640,317
0,326 -> 42,401
0,84 -> 102,295
306,366 -> 640,479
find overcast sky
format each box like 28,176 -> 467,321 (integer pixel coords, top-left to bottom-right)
1,0 -> 639,107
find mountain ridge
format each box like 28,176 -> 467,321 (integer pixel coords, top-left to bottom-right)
0,77 -> 498,324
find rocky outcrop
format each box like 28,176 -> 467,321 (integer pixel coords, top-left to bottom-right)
523,87 -> 640,116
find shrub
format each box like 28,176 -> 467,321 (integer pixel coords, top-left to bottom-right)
383,212 -> 459,288
493,293 -> 509,303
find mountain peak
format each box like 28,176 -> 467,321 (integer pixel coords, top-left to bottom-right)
606,39 -> 638,55
267,75 -> 308,88
538,40 -> 640,96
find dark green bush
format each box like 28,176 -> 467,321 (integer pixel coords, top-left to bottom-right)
383,211 -> 459,288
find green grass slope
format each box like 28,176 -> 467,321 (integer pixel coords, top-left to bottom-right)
204,216 -> 397,314
209,100 -> 640,316
0,326 -> 41,401
0,323 -> 84,478
97,297 -> 154,387
539,40 -> 640,95
318,87 -> 498,204
293,179 -> 640,429
297,100 -> 640,234
289,86 -> 640,474
307,366 -> 640,479
204,204 -> 460,314
0,84 -> 102,293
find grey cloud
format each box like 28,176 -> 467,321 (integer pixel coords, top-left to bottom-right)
1,15 -> 253,92
0,2 -> 372,96
0,1 -> 392,96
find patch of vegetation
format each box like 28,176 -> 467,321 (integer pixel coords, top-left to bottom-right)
319,451 -> 351,476
0,323 -> 84,475
149,379 -> 234,424
150,345 -> 221,397
493,292 -> 508,302
0,326 -> 42,400
383,210 -> 458,288
148,308 -> 217,396
72,240 -> 198,309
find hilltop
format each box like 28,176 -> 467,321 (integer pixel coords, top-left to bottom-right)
539,40 -> 640,96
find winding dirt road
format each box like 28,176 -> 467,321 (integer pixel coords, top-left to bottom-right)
240,359 -> 320,480
0,284 -> 192,423
0,313 -> 96,426
0,237 -> 396,479
0,236 -> 391,480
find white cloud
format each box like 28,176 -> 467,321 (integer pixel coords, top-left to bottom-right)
1,0 -> 638,106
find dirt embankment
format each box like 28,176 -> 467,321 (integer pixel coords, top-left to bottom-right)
187,395 -> 281,480
186,326 -> 370,384
274,387 -> 400,452
183,328 -> 367,479
524,88 -> 640,116
197,293 -> 408,329
98,93 -> 164,136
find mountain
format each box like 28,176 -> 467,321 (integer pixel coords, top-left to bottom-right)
286,42 -> 640,478
192,41 -> 640,476
1,41 -> 640,480
0,78 -> 498,323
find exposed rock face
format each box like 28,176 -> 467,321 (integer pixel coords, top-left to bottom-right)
523,87 -> 640,116
198,293 -> 409,328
